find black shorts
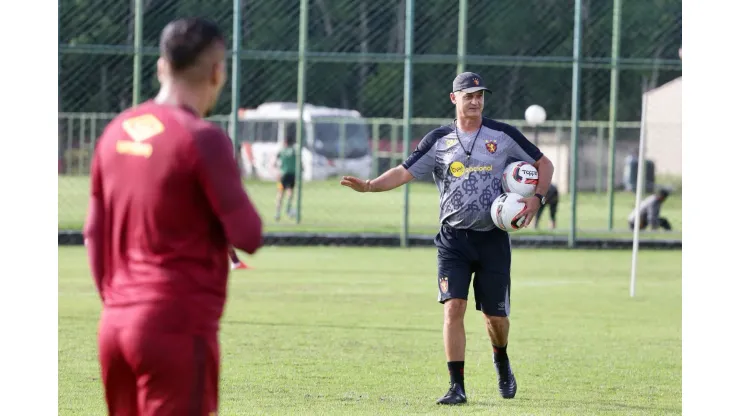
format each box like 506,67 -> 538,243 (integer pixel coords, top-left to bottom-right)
279,173 -> 295,190
434,224 -> 512,317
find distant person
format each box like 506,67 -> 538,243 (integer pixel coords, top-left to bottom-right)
273,134 -> 297,220
623,149 -> 638,191
628,187 -> 672,231
534,184 -> 559,230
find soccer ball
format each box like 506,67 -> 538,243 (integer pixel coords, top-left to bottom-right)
502,161 -> 539,197
491,192 -> 527,232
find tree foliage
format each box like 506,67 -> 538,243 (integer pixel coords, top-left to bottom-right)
59,0 -> 682,121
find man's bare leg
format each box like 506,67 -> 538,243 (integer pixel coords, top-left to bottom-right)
444,299 -> 467,362
284,188 -> 295,217
437,299 -> 468,405
484,314 -> 509,347
274,188 -> 284,220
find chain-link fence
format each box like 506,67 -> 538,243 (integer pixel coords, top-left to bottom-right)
58,0 -> 682,242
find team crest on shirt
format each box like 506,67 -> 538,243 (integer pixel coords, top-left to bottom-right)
485,140 -> 497,154
116,114 -> 164,158
445,139 -> 457,148
439,276 -> 449,294
121,114 -> 165,142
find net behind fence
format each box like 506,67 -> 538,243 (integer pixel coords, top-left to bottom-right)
58,0 -> 682,243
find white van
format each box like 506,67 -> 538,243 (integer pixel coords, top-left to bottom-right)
234,102 -> 373,181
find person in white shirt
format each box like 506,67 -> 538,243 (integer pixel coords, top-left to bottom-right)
628,187 -> 672,231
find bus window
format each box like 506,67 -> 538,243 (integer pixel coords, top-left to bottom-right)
312,119 -> 370,159
244,121 -> 279,143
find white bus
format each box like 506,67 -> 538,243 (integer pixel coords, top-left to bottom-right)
234,102 -> 373,181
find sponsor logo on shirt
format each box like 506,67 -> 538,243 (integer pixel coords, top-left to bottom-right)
449,161 -> 493,178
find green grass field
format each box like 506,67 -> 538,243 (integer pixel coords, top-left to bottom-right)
58,176 -> 682,240
59,246 -> 681,415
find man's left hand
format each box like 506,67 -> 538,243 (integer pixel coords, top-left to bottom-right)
515,196 -> 542,228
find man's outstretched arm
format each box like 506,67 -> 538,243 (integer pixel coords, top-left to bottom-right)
340,165 -> 414,193
340,127 -> 446,193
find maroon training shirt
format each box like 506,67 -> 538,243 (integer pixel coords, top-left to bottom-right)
84,100 -> 262,332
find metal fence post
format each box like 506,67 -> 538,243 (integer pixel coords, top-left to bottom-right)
390,124 -> 399,166
339,120 -> 346,166
607,0 -> 623,230
229,0 -> 242,152
568,0 -> 583,248
456,0 -> 468,74
295,0 -> 309,224
132,0 -> 143,106
596,125 -> 604,192
371,121 -> 380,177
401,0 -> 415,248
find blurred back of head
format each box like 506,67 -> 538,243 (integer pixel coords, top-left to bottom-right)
156,17 -> 227,113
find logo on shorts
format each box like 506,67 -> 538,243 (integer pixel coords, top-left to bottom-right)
439,276 -> 449,294
498,301 -> 506,310
485,140 -> 497,154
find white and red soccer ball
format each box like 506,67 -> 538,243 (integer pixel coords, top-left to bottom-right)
491,192 -> 527,232
502,161 -> 538,197
491,161 -> 540,232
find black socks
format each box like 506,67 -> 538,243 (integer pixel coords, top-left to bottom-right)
447,361 -> 465,390
493,344 -> 508,363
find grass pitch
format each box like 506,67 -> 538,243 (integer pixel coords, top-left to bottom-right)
59,246 -> 681,415
58,176 -> 682,240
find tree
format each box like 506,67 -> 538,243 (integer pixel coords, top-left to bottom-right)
58,0 -> 682,121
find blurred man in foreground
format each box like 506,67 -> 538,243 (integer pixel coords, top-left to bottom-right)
84,17 -> 263,415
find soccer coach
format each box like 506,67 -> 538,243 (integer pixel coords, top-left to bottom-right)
341,72 -> 554,405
